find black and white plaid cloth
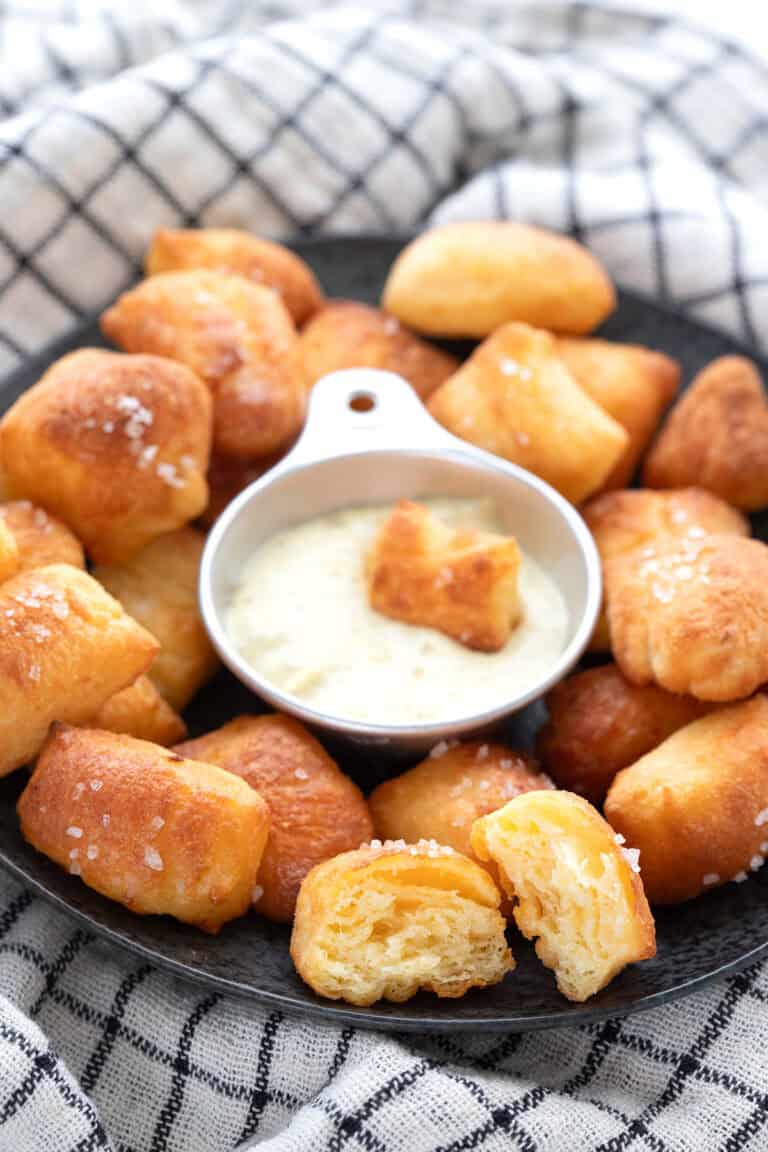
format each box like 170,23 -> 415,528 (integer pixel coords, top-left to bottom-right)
1,2 -> 768,1149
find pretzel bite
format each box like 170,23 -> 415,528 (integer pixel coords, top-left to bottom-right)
369,741 -> 553,862
199,450 -> 281,529
0,349 -> 211,564
146,228 -> 323,325
428,324 -> 628,504
605,695 -> 768,904
608,534 -> 768,701
101,270 -> 304,460
471,791 -> 656,1001
92,677 -> 187,746
0,518 -> 19,584
94,527 -> 217,711
382,221 -> 615,338
554,338 -> 679,490
0,501 -> 84,572
644,356 -> 768,509
175,714 -> 373,922
0,564 -> 158,776
583,487 -> 749,650
538,664 -> 709,804
290,841 -> 513,1005
18,725 -> 269,933
366,499 -> 521,651
299,300 -> 458,399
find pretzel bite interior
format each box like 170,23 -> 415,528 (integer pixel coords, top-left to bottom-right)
366,498 -> 521,651
290,842 -> 513,1006
471,791 -> 655,1002
18,725 -> 269,933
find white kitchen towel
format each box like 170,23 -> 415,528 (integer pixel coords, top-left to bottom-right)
1,3 -> 767,1150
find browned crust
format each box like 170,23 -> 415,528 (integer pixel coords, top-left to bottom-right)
176,713 -> 373,922
643,356 -> 768,509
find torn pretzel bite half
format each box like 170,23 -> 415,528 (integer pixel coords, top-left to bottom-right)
290,840 -> 513,1006
472,790 -> 655,1002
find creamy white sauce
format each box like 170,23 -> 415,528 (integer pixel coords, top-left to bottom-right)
226,499 -> 568,725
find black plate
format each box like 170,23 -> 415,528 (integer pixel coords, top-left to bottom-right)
1,234 -> 767,1033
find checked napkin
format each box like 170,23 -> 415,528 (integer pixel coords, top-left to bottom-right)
1,2 -> 768,1150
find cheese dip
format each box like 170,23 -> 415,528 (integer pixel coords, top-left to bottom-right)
226,498 -> 568,725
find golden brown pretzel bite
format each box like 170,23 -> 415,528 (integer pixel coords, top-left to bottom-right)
554,338 -> 679,490
471,790 -> 656,1002
643,356 -> 768,509
92,677 -> 187,746
101,270 -> 304,460
94,527 -> 217,712
605,695 -> 768,904
0,349 -> 211,564
427,324 -> 628,504
299,300 -> 458,399
290,841 -> 513,1005
608,534 -> 768,701
538,664 -> 709,804
582,487 -> 749,651
0,501 -> 84,572
366,499 -> 521,652
369,740 -> 552,862
382,221 -> 615,337
146,228 -> 323,325
176,714 -> 373,922
18,725 -> 269,933
0,564 -> 158,776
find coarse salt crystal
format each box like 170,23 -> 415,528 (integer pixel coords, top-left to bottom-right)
733,871 -> 748,883
621,847 -> 641,874
479,780 -> 490,790
761,842 -> 768,854
755,808 -> 768,827
102,421 -> 115,433
66,826 -> 82,838
157,462 -> 185,489
751,855 -> 764,871
86,845 -> 98,861
52,600 -> 69,620
476,744 -> 489,760
294,768 -> 309,780
614,833 -> 626,845
251,885 -> 264,903
68,848 -> 79,860
101,814 -> 110,828
90,780 -> 102,792
150,815 -> 164,831
138,444 -> 159,469
429,740 -> 453,759
500,759 -> 513,769
702,873 -> 720,886
69,861 -> 81,876
144,846 -> 163,871
73,783 -> 85,800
